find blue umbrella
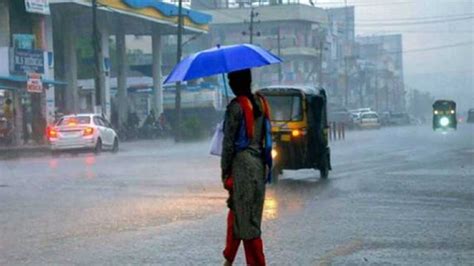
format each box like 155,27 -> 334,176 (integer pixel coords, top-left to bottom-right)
163,43 -> 282,84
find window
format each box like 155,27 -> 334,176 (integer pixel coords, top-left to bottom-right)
57,116 -> 91,126
265,95 -> 303,121
94,117 -> 104,126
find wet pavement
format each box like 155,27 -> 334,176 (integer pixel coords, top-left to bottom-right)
0,125 -> 473,265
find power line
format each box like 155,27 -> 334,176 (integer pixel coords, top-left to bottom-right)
355,15 -> 474,27
316,0 -> 471,6
316,1 -> 414,7
386,41 -> 473,54
356,12 -> 474,22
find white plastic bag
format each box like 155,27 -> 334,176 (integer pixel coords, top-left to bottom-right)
209,121 -> 224,156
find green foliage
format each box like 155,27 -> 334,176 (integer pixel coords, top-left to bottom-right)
180,116 -> 206,141
76,37 -> 117,79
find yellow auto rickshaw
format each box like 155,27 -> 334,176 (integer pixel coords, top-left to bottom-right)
258,86 -> 331,182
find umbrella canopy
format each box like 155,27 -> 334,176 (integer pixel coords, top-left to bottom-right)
163,44 -> 282,84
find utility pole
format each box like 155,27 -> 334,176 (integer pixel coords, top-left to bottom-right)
374,66 -> 379,111
318,40 -> 323,88
175,0 -> 183,142
344,0 -> 349,107
243,8 -> 260,44
92,0 -> 103,114
249,8 -> 255,44
318,35 -> 324,88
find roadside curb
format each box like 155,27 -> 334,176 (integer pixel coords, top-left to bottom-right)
0,145 -> 50,158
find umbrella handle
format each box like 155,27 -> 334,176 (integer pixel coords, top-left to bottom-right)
222,73 -> 229,104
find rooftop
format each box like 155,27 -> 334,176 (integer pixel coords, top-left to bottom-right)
203,4 -> 328,25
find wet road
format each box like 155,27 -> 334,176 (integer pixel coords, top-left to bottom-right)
0,125 -> 473,265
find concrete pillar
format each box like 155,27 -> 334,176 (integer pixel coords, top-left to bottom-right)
44,16 -> 55,125
116,22 -> 127,127
63,17 -> 78,114
0,0 -> 10,47
151,27 -> 163,116
99,17 -> 111,120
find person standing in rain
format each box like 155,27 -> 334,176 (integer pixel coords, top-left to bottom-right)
221,69 -> 272,266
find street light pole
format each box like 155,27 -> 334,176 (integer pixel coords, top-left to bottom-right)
175,0 -> 183,141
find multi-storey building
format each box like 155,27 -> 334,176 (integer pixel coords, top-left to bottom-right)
191,1 -> 329,88
0,0 -> 58,144
357,34 -> 405,112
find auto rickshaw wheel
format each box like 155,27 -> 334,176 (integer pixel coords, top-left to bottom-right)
319,154 -> 329,179
271,166 -> 282,185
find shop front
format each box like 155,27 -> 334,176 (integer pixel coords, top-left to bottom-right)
0,0 -> 63,146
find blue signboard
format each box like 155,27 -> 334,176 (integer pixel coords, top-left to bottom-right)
12,49 -> 45,74
13,34 -> 35,50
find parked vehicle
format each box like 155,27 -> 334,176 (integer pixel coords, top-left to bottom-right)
467,108 -> 474,123
258,85 -> 331,182
349,108 -> 372,128
349,108 -> 372,114
359,111 -> 381,129
388,112 -> 410,126
48,114 -> 119,153
351,112 -> 362,126
329,109 -> 354,128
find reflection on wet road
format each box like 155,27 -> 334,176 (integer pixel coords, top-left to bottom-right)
0,125 -> 473,265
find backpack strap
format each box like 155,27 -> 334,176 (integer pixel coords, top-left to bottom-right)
256,93 -> 274,183
256,92 -> 271,120
236,96 -> 255,139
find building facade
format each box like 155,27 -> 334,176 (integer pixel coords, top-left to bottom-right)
357,34 -> 405,112
190,2 -> 330,88
0,0 -> 59,144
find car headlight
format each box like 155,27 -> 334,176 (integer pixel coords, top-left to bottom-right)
292,129 -> 301,137
434,110 -> 439,115
439,117 -> 450,127
271,149 -> 278,159
450,110 -> 455,114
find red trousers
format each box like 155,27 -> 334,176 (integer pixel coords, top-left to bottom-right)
223,210 -> 266,266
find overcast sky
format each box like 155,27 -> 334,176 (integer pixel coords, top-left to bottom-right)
312,0 -> 473,111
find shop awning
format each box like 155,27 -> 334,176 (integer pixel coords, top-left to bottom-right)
0,75 -> 67,86
0,84 -> 18,91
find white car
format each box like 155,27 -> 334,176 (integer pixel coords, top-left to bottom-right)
359,111 -> 381,129
48,114 -> 119,152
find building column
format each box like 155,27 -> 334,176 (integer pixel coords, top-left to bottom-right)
0,0 -> 10,47
98,17 -> 111,120
116,22 -> 127,127
63,17 -> 78,114
44,16 -> 55,125
152,27 -> 163,116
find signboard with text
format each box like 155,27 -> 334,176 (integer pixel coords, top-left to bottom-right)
25,0 -> 50,15
13,34 -> 35,50
12,49 -> 45,74
27,73 -> 43,93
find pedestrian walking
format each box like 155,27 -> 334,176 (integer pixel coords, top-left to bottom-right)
221,69 -> 272,266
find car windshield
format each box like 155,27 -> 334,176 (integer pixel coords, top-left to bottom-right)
57,116 -> 91,126
265,95 -> 303,121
